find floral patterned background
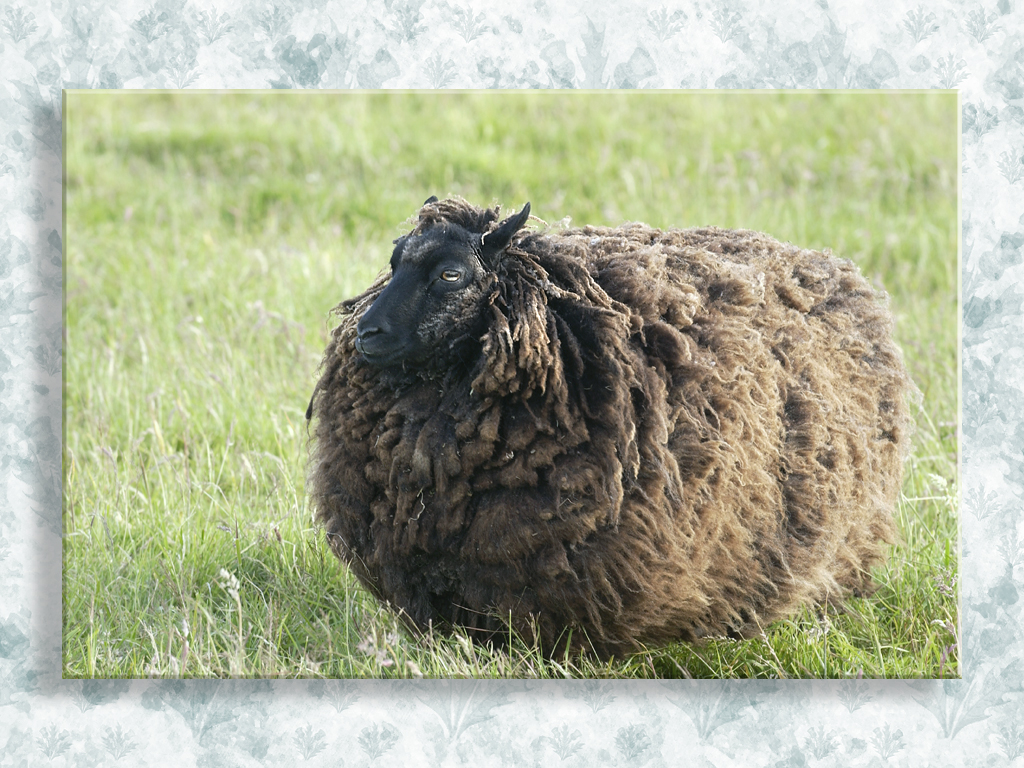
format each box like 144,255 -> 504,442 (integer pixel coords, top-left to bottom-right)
2,0 -> 1022,764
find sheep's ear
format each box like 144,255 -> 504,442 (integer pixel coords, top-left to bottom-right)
481,202 -> 531,264
390,234 -> 410,269
423,195 -> 439,206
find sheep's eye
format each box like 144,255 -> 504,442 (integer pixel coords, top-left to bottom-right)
440,269 -> 462,282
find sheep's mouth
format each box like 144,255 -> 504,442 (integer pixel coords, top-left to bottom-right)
355,336 -> 418,368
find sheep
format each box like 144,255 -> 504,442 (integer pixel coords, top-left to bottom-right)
306,196 -> 911,660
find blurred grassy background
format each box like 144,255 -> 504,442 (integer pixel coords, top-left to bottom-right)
64,91 -> 958,678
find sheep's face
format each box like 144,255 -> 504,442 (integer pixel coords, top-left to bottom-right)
355,202 -> 531,369
355,226 -> 486,367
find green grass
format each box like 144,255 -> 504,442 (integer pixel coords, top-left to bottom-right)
63,91 -> 959,679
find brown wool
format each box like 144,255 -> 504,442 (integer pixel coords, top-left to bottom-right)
307,197 -> 912,659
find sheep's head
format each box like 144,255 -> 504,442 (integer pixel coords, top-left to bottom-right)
355,198 -> 531,368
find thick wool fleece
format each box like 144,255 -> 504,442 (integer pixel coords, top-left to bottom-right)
307,198 -> 911,659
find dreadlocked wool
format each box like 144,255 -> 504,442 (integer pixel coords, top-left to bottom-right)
307,197 -> 911,659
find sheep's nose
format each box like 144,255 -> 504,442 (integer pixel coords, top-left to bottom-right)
355,315 -> 394,358
356,314 -> 389,338
355,324 -> 379,354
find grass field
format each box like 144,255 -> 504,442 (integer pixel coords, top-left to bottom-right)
63,91 -> 959,679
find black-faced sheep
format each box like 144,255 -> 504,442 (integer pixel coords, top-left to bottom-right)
307,196 -> 911,659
